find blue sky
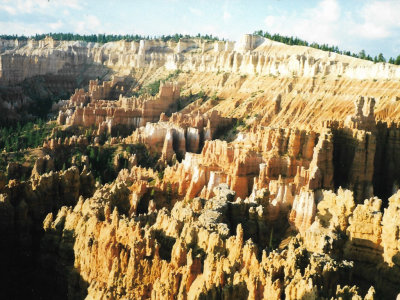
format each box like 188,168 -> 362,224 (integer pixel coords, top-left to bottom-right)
0,0 -> 400,59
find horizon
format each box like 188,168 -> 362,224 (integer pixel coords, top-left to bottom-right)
0,0 -> 399,59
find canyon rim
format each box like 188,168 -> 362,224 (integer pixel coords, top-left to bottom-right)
1,2 -> 400,300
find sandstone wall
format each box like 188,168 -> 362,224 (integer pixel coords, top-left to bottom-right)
2,35 -> 400,88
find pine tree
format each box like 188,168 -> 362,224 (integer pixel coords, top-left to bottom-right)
378,53 -> 386,63
89,147 -> 96,161
359,50 -> 366,59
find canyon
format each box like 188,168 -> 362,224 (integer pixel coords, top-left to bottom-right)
1,34 -> 400,299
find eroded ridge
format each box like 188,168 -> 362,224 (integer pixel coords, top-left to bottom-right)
1,34 -> 400,299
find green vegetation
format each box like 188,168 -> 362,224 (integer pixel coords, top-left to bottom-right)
217,118 -> 244,142
2,31 -> 397,64
56,146 -> 116,184
0,33 -> 219,43
130,70 -> 182,97
21,77 -> 71,119
166,183 -> 173,204
86,146 -> 116,184
234,119 -> 245,129
0,120 -> 55,152
254,30 -> 400,65
210,92 -> 220,102
0,151 -> 26,172
160,33 -> 219,42
0,76 -> 72,127
177,90 -> 207,110
52,143 -> 160,184
125,144 -> 160,169
141,80 -> 162,97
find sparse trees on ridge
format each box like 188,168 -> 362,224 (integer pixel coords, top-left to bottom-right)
254,30 -> 400,65
1,31 -> 398,65
0,33 -> 220,44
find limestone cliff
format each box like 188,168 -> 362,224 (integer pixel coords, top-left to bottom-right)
2,35 -> 400,87
2,34 -> 400,300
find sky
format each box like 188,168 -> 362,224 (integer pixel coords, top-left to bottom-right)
0,0 -> 400,59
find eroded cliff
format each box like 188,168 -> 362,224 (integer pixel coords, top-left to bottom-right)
1,34 -> 400,299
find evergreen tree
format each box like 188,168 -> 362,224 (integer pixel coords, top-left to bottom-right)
377,53 -> 386,63
89,147 -> 96,161
358,50 -> 366,59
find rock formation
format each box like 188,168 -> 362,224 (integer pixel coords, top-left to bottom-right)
40,183 -> 371,299
2,35 -> 400,89
124,109 -> 233,164
57,79 -> 180,135
2,34 -> 400,299
0,161 -> 95,299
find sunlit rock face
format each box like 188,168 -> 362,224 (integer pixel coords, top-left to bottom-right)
2,34 -> 400,87
57,79 -> 180,136
2,34 -> 400,299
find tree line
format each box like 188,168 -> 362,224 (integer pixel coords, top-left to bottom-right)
254,30 -> 400,65
2,31 -> 397,65
0,33 -> 219,44
0,120 -> 55,152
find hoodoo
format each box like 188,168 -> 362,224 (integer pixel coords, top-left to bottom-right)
1,27 -> 400,300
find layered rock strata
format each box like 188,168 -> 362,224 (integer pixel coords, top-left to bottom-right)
2,35 -> 400,88
58,79 -> 180,135
124,110 -> 233,163
2,34 -> 400,300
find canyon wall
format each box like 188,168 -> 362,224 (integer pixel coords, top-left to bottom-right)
2,35 -> 400,88
2,34 -> 400,299
3,35 -> 400,127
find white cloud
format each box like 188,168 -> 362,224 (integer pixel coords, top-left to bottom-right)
264,15 -> 276,28
0,0 -> 397,58
75,15 -> 101,34
15,0 -> 52,14
189,7 -> 203,16
350,1 -> 400,39
0,21 -> 45,35
64,0 -> 83,10
350,22 -> 389,40
200,24 -> 228,40
0,4 -> 16,15
263,0 -> 400,48
263,0 -> 342,46
0,0 -> 83,15
312,0 -> 340,23
49,20 -> 63,31
361,1 -> 400,27
223,11 -> 231,21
